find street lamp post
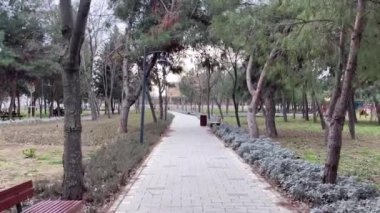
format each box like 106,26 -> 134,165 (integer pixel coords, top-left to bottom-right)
139,49 -> 169,144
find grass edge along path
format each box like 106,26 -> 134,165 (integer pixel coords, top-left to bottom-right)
33,114 -> 174,212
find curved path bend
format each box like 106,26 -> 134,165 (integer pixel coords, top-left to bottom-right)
111,112 -> 294,213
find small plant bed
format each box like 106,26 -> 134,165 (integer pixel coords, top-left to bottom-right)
212,124 -> 379,213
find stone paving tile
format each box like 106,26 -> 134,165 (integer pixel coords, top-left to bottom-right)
112,112 -> 294,213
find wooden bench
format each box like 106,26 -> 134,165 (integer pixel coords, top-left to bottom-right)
0,112 -> 23,121
0,181 -> 83,213
0,115 -> 8,121
208,117 -> 222,127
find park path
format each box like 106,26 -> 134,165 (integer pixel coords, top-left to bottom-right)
111,112 -> 294,213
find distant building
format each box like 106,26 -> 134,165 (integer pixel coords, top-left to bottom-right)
167,83 -> 182,105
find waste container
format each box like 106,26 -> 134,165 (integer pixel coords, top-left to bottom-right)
200,114 -> 207,126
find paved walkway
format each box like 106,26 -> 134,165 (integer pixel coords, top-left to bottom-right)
112,112 -> 293,213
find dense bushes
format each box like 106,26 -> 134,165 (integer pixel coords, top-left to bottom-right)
212,124 -> 380,213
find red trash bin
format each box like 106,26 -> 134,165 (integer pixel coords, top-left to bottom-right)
200,114 -> 207,126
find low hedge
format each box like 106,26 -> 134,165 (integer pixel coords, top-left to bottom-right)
212,124 -> 379,213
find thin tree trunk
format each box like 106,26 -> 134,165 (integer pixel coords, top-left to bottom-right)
323,0 -> 367,184
49,81 -> 54,117
216,100 -> 224,119
111,98 -> 115,114
247,49 -> 277,138
59,0 -> 91,199
164,84 -> 168,121
282,91 -> 288,122
292,87 -> 296,119
88,89 -> 98,120
226,98 -> 229,114
8,75 -> 16,120
211,100 -> 214,115
375,102 -> 380,125
312,96 -> 317,123
232,67 -> 241,127
31,96 -> 35,117
325,25 -> 346,143
264,87 -> 278,137
119,48 -> 157,133
44,96 -> 47,115
120,55 -> 131,133
207,71 -> 211,119
106,98 -> 112,118
17,90 -> 20,115
348,89 -> 356,139
232,94 -> 241,127
159,84 -> 164,120
303,84 -> 309,121
39,97 -> 42,118
312,90 -> 326,130
146,89 -> 157,123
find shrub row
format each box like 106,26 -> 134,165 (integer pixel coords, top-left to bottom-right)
35,115 -> 173,212
212,124 -> 380,213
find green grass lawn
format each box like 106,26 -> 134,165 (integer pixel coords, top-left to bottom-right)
0,111 -> 155,188
13,109 -> 92,119
223,114 -> 380,187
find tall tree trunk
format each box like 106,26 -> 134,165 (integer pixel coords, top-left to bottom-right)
120,58 -> 131,133
226,98 -> 229,114
264,87 -> 278,137
207,70 -> 211,119
39,97 -> 43,118
88,89 -> 98,120
312,89 -> 326,130
211,100 -> 214,115
281,91 -> 288,122
232,93 -> 241,127
106,98 -> 112,118
8,75 -> 16,120
49,81 -> 54,117
325,25 -> 346,143
158,85 -> 164,120
348,89 -> 356,139
59,0 -> 91,200
303,84 -> 309,121
352,94 -> 358,123
146,89 -> 157,123
32,97 -> 36,117
164,85 -> 168,120
16,90 -> 20,115
111,98 -> 115,114
119,47 -> 157,133
375,102 -> 380,125
323,0 -> 367,184
312,96 -> 317,123
44,96 -> 47,115
292,87 -> 296,119
232,68 -> 241,127
247,49 -> 277,138
215,100 -> 224,119
57,99 -> 61,116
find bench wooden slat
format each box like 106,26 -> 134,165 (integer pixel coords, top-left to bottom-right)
0,181 -> 34,211
0,181 -> 33,198
24,200 -> 83,213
